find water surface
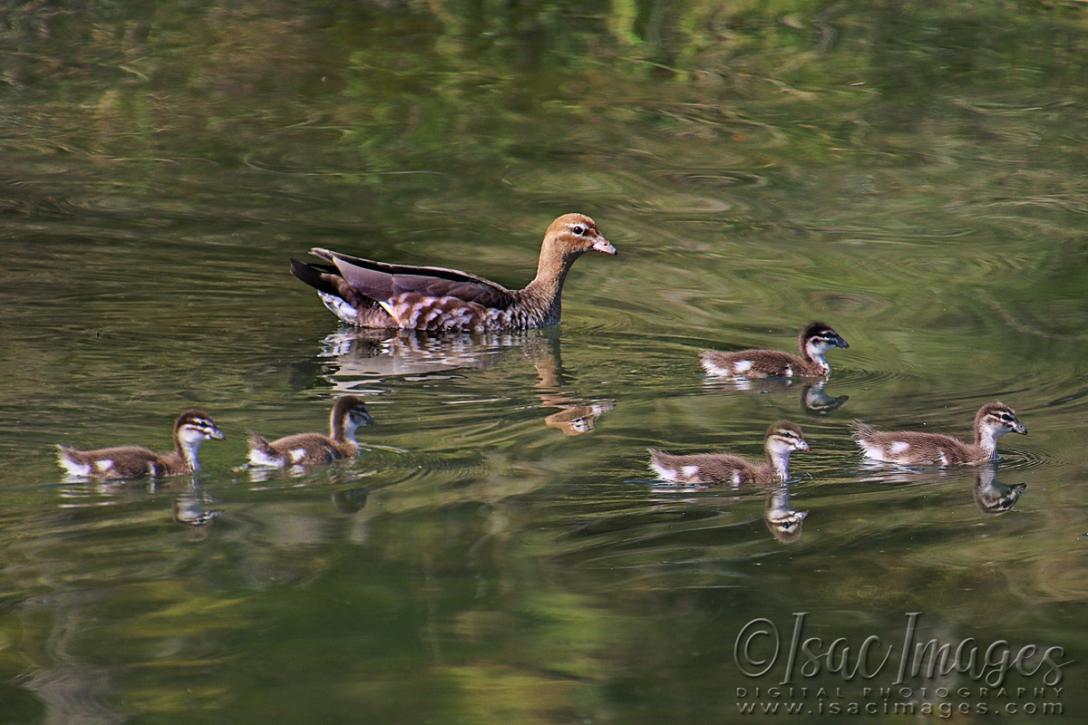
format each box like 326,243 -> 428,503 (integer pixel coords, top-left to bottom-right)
1,2 -> 1086,722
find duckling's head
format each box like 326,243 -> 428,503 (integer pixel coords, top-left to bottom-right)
542,213 -> 616,260
175,410 -> 226,444
976,401 -> 1027,437
765,420 -> 810,455
333,395 -> 374,433
800,321 -> 849,361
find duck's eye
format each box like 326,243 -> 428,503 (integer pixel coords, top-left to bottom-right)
572,225 -> 585,236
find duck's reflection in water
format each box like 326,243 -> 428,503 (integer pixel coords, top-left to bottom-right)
527,335 -> 614,435
646,480 -> 808,544
173,484 -> 222,540
320,328 -> 614,436
973,466 -> 1027,514
703,375 -> 848,415
764,483 -> 808,544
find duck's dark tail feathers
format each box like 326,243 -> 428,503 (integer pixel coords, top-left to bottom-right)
291,258 -> 342,298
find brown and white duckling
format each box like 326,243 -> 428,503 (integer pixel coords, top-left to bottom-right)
291,213 -> 617,332
648,421 -> 810,485
852,401 -> 1027,467
700,322 -> 849,378
765,483 -> 808,544
246,395 -> 373,468
56,410 -> 225,480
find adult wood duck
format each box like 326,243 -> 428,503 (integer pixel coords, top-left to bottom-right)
292,213 -> 616,332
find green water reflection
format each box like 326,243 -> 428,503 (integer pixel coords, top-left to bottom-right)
1,1 -> 1086,722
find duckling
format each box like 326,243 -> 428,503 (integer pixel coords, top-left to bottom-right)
246,395 -> 373,468
700,322 -> 849,378
851,401 -> 1027,467
292,213 -> 617,332
648,421 -> 810,485
765,483 -> 808,544
973,467 -> 1027,514
55,410 -> 225,479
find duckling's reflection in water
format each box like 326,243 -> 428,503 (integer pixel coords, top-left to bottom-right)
974,466 -> 1027,514
528,335 -> 614,436
169,485 -> 218,524
645,481 -> 809,544
320,328 -> 613,436
331,486 -> 369,514
764,483 -> 808,544
703,376 -> 848,416
173,485 -> 222,540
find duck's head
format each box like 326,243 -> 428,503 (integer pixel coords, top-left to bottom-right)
175,410 -> 226,444
765,420 -> 810,455
333,395 -> 374,433
541,213 -> 616,260
976,401 -> 1027,437
800,321 -> 849,361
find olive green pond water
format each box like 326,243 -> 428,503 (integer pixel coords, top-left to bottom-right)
1,2 -> 1087,723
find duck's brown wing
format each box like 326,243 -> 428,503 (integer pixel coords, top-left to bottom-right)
311,248 -> 517,310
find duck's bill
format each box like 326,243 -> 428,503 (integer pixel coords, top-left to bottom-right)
210,428 -> 226,440
592,236 -> 617,255
835,336 -> 850,349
